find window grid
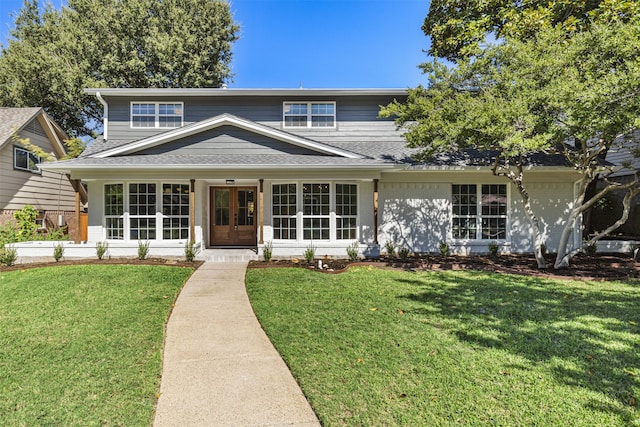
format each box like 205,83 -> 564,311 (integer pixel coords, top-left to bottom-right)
104,184 -> 124,240
14,146 -> 41,173
451,184 -> 507,240
129,183 -> 157,240
283,102 -> 335,128
272,184 -> 297,239
131,102 -> 183,129
162,183 -> 190,240
335,184 -> 358,239
301,183 -> 330,240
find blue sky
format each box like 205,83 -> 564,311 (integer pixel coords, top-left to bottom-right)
0,0 -> 430,88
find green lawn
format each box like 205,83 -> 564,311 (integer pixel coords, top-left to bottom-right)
0,264 -> 194,426
246,267 -> 640,426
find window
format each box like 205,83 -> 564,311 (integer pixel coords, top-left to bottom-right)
162,184 -> 190,240
283,102 -> 335,128
452,184 -> 507,240
271,182 -> 358,241
335,184 -> 357,239
129,183 -> 157,240
14,146 -> 41,173
105,184 -> 124,240
131,102 -> 183,128
272,184 -> 297,239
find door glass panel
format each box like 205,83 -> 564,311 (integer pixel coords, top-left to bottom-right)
237,190 -> 255,226
215,189 -> 230,226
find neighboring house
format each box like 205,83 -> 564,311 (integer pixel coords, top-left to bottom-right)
42,88 -> 582,257
0,107 -> 86,239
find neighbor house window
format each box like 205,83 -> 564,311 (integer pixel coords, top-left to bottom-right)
283,102 -> 335,128
131,102 -> 183,128
104,184 -> 124,240
272,183 -> 297,239
14,146 -> 41,173
129,183 -> 157,240
162,184 -> 190,240
452,184 -> 507,240
335,184 -> 357,239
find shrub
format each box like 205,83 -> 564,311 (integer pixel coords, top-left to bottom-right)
0,246 -> 18,266
184,240 -> 200,262
0,222 -> 19,247
137,240 -> 150,260
439,241 -> 449,256
13,205 -> 39,241
53,243 -> 64,262
303,244 -> 316,263
583,240 -> 597,256
96,241 -> 109,260
262,241 -> 273,262
488,241 -> 499,257
398,247 -> 410,262
384,240 -> 395,257
346,241 -> 359,262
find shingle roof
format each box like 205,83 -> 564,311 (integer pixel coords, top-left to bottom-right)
0,107 -> 42,147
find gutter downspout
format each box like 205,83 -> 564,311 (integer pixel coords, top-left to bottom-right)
95,91 -> 108,141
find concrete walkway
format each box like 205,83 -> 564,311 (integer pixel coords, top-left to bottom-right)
154,262 -> 320,427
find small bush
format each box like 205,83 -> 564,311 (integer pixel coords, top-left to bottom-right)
184,240 -> 200,262
0,222 -> 19,247
13,205 -> 39,241
488,241 -> 499,257
346,242 -> 359,262
439,241 -> 449,256
262,241 -> 273,262
53,243 -> 64,262
398,247 -> 410,262
96,241 -> 109,260
0,246 -> 18,266
137,240 -> 150,260
304,244 -> 316,263
384,240 -> 395,257
583,240 -> 597,256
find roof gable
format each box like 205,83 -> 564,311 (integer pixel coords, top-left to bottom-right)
0,107 -> 42,149
90,114 -> 363,159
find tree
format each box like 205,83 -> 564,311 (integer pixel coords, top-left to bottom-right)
424,0 -> 639,60
0,0 -> 239,138
381,20 -> 640,269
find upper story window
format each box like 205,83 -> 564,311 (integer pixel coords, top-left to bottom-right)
283,102 -> 335,128
131,102 -> 183,129
14,146 -> 41,174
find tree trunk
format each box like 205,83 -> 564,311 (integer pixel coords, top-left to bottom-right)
555,176 -> 590,269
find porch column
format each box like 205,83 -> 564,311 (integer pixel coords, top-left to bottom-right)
190,179 -> 195,244
74,179 -> 81,244
373,179 -> 379,244
259,179 -> 264,244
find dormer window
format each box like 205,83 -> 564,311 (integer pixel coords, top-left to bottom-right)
131,102 -> 183,128
283,102 -> 335,128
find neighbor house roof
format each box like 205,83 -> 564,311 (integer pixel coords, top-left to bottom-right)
0,107 -> 43,149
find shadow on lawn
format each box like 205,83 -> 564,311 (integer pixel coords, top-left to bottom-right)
399,272 -> 640,419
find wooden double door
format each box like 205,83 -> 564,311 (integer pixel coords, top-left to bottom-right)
210,187 -> 257,246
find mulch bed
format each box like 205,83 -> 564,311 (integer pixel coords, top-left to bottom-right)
249,254 -> 640,281
0,258 -> 204,273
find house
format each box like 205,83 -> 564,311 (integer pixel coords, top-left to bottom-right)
0,107 -> 86,239
40,88 -> 583,258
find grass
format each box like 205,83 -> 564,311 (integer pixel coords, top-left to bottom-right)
246,267 -> 640,426
0,264 -> 194,426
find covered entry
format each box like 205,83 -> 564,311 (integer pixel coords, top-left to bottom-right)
209,186 -> 257,246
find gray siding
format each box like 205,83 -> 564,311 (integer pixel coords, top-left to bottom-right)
0,124 -> 76,211
137,126 -> 326,156
104,94 -> 406,147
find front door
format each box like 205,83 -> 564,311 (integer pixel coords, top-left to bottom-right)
210,187 -> 257,246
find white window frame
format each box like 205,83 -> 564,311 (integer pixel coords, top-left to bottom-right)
451,183 -> 509,242
103,181 -> 190,242
271,181 -> 359,242
161,183 -> 190,240
13,146 -> 41,174
282,101 -> 336,129
272,183 -> 298,240
130,102 -> 183,129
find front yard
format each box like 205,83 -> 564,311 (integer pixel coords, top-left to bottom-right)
246,267 -> 640,426
0,264 -> 194,426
